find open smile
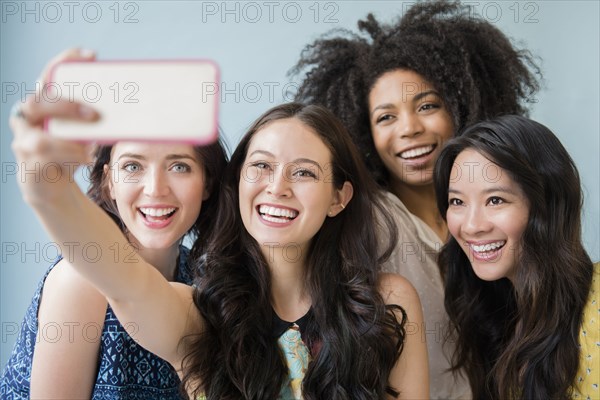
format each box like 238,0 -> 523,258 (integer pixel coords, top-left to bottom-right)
257,204 -> 299,224
138,207 -> 178,228
467,240 -> 506,261
398,144 -> 436,160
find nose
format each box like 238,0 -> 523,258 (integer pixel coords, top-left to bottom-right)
265,169 -> 292,198
143,168 -> 170,197
462,205 -> 493,236
397,111 -> 424,139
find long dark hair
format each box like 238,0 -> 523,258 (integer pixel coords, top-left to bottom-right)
182,103 -> 404,399
434,115 -> 593,399
87,138 -> 228,259
291,0 -> 541,186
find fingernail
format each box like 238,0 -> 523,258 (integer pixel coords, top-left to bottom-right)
80,48 -> 96,58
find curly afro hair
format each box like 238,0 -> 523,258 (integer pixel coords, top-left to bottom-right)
291,0 -> 541,186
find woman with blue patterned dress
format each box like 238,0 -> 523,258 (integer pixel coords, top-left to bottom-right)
1,48 -> 228,400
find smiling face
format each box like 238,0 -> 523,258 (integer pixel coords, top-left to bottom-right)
106,142 -> 206,252
446,149 -> 529,282
238,118 -> 351,259
368,69 -> 454,190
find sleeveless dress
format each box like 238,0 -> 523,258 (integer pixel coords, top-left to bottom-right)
0,246 -> 192,400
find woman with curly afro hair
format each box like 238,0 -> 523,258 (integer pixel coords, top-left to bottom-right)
291,1 -> 541,398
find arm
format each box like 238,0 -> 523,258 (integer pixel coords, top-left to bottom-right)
30,259 -> 106,399
11,48 -> 202,368
379,273 -> 430,400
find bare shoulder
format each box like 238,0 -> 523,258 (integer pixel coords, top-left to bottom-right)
170,281 -> 195,302
378,272 -> 421,310
42,258 -> 107,315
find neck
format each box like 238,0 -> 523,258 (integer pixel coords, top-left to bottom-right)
390,179 -> 447,241
263,245 -> 311,322
130,237 -> 180,281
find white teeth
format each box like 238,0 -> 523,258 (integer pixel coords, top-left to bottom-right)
139,207 -> 176,217
400,145 -> 434,159
470,241 -> 506,253
258,205 -> 298,219
262,215 -> 291,224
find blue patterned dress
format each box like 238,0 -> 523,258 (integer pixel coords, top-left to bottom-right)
0,246 -> 193,400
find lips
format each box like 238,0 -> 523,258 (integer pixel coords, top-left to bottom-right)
138,206 -> 177,228
467,240 -> 506,261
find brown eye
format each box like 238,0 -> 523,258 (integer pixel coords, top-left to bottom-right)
487,197 -> 504,206
376,114 -> 394,124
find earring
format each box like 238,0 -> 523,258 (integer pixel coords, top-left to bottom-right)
339,203 -> 345,210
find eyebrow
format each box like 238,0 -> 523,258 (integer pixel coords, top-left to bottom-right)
370,90 -> 441,117
448,186 -> 519,196
116,153 -> 198,163
248,150 -> 324,173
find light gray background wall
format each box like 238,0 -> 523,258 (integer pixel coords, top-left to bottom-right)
1,0 -> 598,367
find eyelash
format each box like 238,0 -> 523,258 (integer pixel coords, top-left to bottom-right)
250,161 -> 270,170
249,162 -> 317,179
170,163 -> 191,173
293,169 -> 317,179
120,162 -> 191,173
122,162 -> 141,173
487,197 -> 505,206
419,103 -> 440,112
376,114 -> 393,124
375,102 -> 441,124
448,197 -> 506,207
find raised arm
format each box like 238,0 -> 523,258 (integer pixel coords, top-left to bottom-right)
10,49 -> 202,367
379,273 -> 430,400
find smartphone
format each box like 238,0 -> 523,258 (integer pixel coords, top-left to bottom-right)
45,60 -> 219,144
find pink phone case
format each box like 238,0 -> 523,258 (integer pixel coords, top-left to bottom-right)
45,60 -> 220,145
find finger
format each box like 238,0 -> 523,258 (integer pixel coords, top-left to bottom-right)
21,98 -> 99,127
11,123 -> 93,166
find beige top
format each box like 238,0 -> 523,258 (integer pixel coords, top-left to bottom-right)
379,191 -> 471,399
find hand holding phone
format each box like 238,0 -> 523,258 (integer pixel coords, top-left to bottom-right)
46,60 -> 219,144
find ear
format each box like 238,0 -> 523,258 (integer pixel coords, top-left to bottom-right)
202,187 -> 210,201
201,171 -> 210,201
103,164 -> 116,200
328,181 -> 353,217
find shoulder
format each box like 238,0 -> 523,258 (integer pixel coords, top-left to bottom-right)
40,258 -> 107,323
44,258 -> 105,299
378,272 -> 421,310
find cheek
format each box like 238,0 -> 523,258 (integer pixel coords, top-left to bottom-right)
109,182 -> 131,206
437,114 -> 455,141
445,211 -> 463,240
371,127 -> 390,157
184,178 -> 207,208
509,212 -> 529,240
